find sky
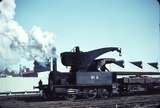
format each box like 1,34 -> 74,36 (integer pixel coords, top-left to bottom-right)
15,0 -> 159,60
6,0 -> 160,70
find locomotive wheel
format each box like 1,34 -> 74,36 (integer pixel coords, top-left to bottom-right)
65,94 -> 77,101
100,89 -> 109,98
42,90 -> 49,100
86,89 -> 97,99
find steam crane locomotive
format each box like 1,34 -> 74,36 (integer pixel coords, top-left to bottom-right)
35,46 -> 160,100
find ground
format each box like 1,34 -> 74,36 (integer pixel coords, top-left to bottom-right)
0,94 -> 160,108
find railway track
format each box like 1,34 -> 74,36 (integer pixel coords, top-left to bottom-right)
0,94 -> 160,108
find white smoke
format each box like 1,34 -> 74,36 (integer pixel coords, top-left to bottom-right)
0,0 -> 15,20
0,0 -> 56,72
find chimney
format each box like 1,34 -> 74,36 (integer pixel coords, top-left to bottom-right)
50,57 -> 57,72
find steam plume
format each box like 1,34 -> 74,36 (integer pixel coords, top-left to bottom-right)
0,0 -> 56,72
